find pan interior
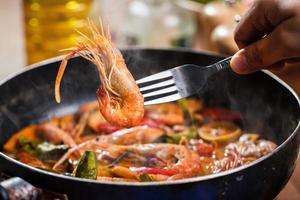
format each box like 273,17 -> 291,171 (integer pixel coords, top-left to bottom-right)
0,48 -> 299,156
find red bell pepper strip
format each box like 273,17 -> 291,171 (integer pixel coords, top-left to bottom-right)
132,167 -> 176,176
97,123 -> 122,134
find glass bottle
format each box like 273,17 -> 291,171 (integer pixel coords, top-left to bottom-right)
118,0 -> 196,48
23,0 -> 98,64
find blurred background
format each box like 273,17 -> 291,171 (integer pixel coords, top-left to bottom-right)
0,0 -> 299,198
0,0 -> 299,94
0,0 -> 299,92
0,0 -> 250,77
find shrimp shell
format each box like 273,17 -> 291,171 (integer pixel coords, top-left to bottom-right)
55,19 -> 144,127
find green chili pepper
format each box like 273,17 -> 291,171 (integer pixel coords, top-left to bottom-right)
139,173 -> 153,182
74,151 -> 98,180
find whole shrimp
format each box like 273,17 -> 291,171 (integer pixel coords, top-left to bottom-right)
54,141 -> 201,181
55,20 -> 144,127
131,143 -> 202,180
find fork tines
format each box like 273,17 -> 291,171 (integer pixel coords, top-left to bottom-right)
136,70 -> 182,105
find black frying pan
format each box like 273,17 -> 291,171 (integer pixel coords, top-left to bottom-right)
0,49 -> 299,200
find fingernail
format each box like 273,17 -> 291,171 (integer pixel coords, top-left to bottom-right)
230,51 -> 249,74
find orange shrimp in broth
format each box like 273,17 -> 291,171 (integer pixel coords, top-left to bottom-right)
55,20 -> 144,127
4,90 -> 278,181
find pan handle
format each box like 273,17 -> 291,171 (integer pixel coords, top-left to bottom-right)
0,185 -> 9,200
0,177 -> 42,200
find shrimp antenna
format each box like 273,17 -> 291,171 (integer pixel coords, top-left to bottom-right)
54,18 -> 121,103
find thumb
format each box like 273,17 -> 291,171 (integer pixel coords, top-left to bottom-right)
231,49 -> 285,74
230,27 -> 288,74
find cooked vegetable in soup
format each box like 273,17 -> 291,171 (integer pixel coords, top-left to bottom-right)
3,98 -> 277,182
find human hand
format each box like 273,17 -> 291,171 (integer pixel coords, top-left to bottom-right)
230,0 -> 300,74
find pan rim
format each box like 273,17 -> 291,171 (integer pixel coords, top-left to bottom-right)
0,48 -> 299,187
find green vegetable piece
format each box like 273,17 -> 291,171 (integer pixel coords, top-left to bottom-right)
186,129 -> 198,139
167,134 -> 182,144
192,0 -> 217,4
139,173 -> 153,182
177,99 -> 194,126
155,134 -> 180,144
18,136 -> 37,155
75,151 -> 98,180
37,142 -> 69,161
177,99 -> 189,111
157,129 -> 198,144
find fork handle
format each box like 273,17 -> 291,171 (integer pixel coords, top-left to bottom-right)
211,56 -> 232,71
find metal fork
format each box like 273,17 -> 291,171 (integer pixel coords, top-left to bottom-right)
136,56 -> 232,105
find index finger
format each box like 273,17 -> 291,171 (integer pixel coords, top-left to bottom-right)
235,0 -> 294,48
